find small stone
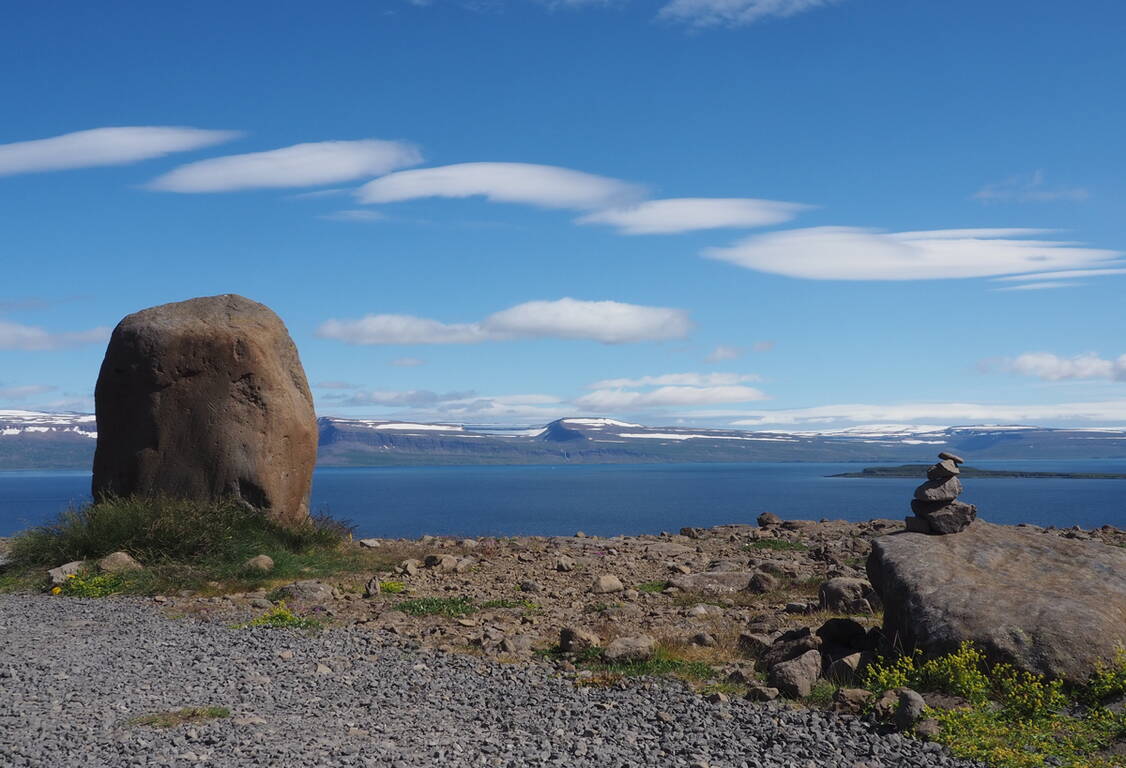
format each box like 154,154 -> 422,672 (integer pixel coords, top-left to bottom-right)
399,559 -> 421,576
458,538 -> 478,549
744,682 -> 780,701
277,650 -> 294,660
362,577 -> 381,598
519,580 -> 542,594
938,451 -> 965,465
749,572 -> 778,593
424,554 -> 458,571
555,555 -> 576,572
915,718 -> 943,740
454,557 -> 475,574
831,687 -> 873,714
243,554 -> 274,572
757,512 -> 782,528
819,578 -> 877,613
357,538 -> 382,549
768,648 -> 822,698
97,551 -> 143,574
914,476 -> 963,502
895,688 -> 927,731
704,692 -> 728,704
603,635 -> 656,663
927,459 -> 961,479
314,662 -> 332,676
691,633 -> 717,647
48,560 -> 85,585
590,574 -> 624,594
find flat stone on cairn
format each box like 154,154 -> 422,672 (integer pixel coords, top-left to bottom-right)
905,453 -> 976,534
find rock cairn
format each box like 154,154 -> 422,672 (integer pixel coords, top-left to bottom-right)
905,451 -> 976,534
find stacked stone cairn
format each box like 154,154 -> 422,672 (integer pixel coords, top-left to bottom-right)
905,451 -> 977,534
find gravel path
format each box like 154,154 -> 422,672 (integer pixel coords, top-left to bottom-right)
0,595 -> 980,768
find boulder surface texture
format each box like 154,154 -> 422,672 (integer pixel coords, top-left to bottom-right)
868,522 -> 1126,685
92,294 -> 317,528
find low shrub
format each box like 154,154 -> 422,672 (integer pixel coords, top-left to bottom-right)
379,581 -> 406,594
238,601 -> 322,630
52,570 -> 125,598
637,581 -> 669,593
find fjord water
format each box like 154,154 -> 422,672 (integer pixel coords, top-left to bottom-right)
2,460 -> 1124,538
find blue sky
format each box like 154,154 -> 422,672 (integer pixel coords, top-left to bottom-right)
2,0 -> 1125,429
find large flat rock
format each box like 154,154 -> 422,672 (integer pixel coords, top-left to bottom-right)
868,522 -> 1126,684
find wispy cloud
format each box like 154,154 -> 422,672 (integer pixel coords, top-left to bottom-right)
318,298 -> 692,345
706,345 -> 744,362
0,384 -> 57,400
658,0 -> 843,28
993,281 -> 1083,292
973,170 -> 1089,204
0,321 -> 109,351
390,357 -> 426,367
577,384 -> 769,410
149,139 -> 422,193
324,389 -> 476,407
986,352 -> 1126,382
315,381 -> 359,390
318,209 -> 387,223
705,227 -> 1122,280
578,197 -> 810,234
591,372 -> 760,388
0,127 -> 239,177
994,268 -> 1126,283
728,400 -> 1126,427
356,162 -> 645,210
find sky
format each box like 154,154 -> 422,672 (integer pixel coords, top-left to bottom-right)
1,0 -> 1125,430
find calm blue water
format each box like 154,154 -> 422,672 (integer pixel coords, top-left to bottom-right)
2,461 -> 1124,538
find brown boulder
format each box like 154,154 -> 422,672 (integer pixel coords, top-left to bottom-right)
91,295 -> 317,528
868,522 -> 1126,684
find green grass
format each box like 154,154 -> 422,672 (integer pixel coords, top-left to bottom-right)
53,570 -> 125,597
397,596 -> 476,617
479,598 -> 540,612
541,644 -> 715,683
743,539 -> 809,552
1,495 -> 387,595
378,580 -> 406,594
637,580 -> 669,593
861,643 -> 1126,768
237,601 -> 323,630
128,706 -> 230,728
805,680 -> 838,707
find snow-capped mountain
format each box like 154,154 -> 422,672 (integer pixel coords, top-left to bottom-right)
4,412 -> 1126,469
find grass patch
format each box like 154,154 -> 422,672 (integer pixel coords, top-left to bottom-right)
479,598 -> 540,613
379,580 -> 406,594
1,496 -> 389,596
743,539 -> 809,552
237,601 -> 323,630
128,706 -> 230,728
637,580 -> 669,593
397,596 -> 476,618
51,569 -> 124,598
861,643 -> 1126,768
805,680 -> 838,707
543,643 -> 716,683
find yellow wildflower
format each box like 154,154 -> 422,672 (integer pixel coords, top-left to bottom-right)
50,586 -> 62,595
67,573 -> 77,579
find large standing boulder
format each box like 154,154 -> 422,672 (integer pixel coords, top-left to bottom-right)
92,294 -> 317,528
868,522 -> 1126,685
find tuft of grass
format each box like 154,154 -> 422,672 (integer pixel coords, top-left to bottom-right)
805,680 -> 839,707
237,601 -> 323,630
479,598 -> 541,613
543,642 -> 715,683
1,496 -> 385,596
397,596 -> 476,618
637,580 -> 669,593
379,580 -> 406,594
744,539 -> 809,553
128,706 -> 230,728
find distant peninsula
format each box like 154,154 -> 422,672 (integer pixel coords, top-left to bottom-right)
830,464 -> 1126,480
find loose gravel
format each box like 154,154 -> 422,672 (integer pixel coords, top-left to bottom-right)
0,595 -> 981,768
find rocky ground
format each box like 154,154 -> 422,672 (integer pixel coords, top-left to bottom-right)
0,593 -> 983,768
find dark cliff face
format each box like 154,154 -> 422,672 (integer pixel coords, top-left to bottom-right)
537,421 -> 587,443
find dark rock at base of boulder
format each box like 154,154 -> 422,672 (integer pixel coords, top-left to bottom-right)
91,294 -> 317,528
913,476 -> 963,503
910,499 -> 977,534
762,627 -> 822,669
816,618 -> 868,649
868,521 -> 1126,685
904,516 -> 932,533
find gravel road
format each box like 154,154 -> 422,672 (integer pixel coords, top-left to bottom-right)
0,595 -> 980,768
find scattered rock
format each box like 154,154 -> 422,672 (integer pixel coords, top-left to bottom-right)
357,538 -> 382,549
603,635 -> 656,663
48,561 -> 84,586
243,554 -> 274,572
97,551 -> 142,574
590,574 -> 624,594
559,627 -> 601,653
762,627 -> 822,669
818,578 -> 878,614
894,689 -> 927,731
519,580 -> 542,594
869,521 -> 1126,684
749,572 -> 778,593
362,577 -> 381,598
276,580 -> 337,604
744,682 -> 781,701
831,687 -> 873,715
554,555 -> 576,572
425,554 -> 458,571
768,648 -> 822,698
399,559 -> 421,577
91,294 -> 318,528
757,512 -> 782,528
915,718 -> 943,740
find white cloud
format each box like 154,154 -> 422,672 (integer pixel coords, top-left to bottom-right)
0,127 -> 239,176
390,357 -> 426,367
591,372 -> 760,388
315,381 -> 358,390
149,139 -> 422,193
326,389 -> 476,407
577,384 -> 769,409
659,0 -> 842,28
974,170 -> 1089,204
0,321 -> 109,351
998,352 -> 1126,382
318,298 -> 692,345
728,400 -> 1126,427
318,209 -> 386,222
705,227 -> 1122,281
993,281 -> 1083,292
356,162 -> 645,210
706,345 -> 744,362
577,197 -> 809,234
0,384 -> 56,400
993,268 -> 1126,282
